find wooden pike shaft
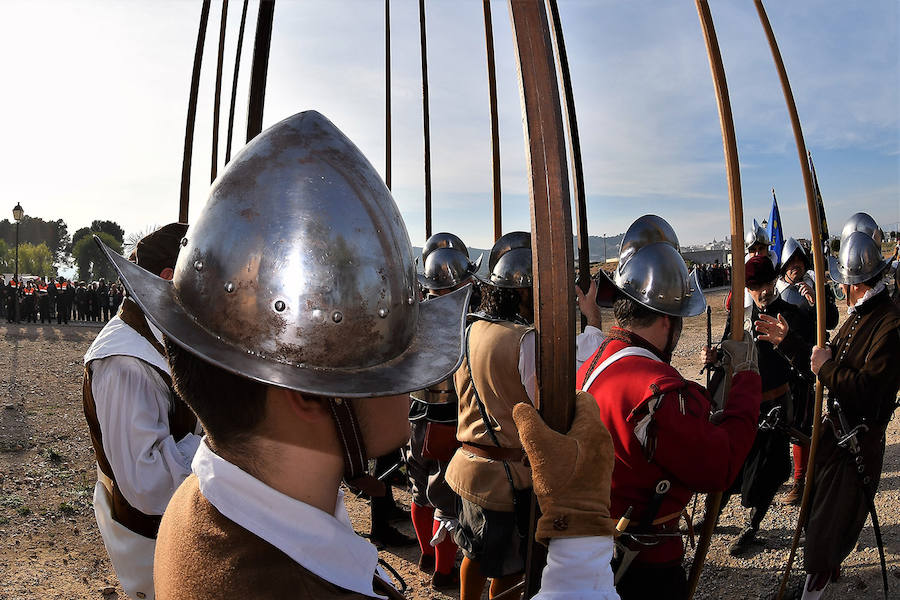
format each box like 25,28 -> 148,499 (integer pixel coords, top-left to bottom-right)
507,0 -> 575,596
179,0 -> 212,224
483,0 -> 501,241
546,0 -> 590,295
211,0 -> 229,183
246,0 -> 275,142
224,0 -> 249,166
752,2 -> 828,597
418,0 -> 432,239
688,1 -> 745,596
385,0 -> 392,190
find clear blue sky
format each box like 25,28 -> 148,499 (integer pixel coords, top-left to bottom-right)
0,1 -> 896,250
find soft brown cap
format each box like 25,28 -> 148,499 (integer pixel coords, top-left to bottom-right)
131,223 -> 189,276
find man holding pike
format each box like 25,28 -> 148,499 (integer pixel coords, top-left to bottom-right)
801,214 -> 900,600
578,215 -> 762,600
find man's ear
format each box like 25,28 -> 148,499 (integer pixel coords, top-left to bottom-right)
159,267 -> 175,281
268,387 -> 332,423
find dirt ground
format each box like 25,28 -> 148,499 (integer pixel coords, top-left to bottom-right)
0,288 -> 897,599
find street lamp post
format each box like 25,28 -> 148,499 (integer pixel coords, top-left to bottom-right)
12,203 -> 24,322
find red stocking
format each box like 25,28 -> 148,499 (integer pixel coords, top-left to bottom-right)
432,518 -> 458,575
410,503 -> 435,556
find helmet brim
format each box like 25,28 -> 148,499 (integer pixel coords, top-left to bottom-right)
827,253 -> 888,286
98,236 -> 470,398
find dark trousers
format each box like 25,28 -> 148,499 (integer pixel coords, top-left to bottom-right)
617,560 -> 688,600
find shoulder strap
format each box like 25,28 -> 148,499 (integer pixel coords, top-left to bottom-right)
581,346 -> 662,392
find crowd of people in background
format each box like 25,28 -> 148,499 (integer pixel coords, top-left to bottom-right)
0,276 -> 124,324
695,260 -> 732,289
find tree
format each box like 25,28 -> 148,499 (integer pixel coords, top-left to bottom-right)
91,220 -> 125,244
72,232 -> 122,281
17,243 -> 56,278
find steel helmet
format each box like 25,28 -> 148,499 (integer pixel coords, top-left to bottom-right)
95,110 -> 470,398
598,215 -> 706,317
619,214 -> 680,269
418,247 -> 482,291
828,230 -> 888,285
489,247 -> 532,289
745,219 -> 770,250
422,232 -> 469,263
780,238 -> 809,273
841,212 -> 883,245
488,231 -> 531,273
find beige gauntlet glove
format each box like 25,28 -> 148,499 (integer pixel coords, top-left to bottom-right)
721,330 -> 759,375
512,391 -> 617,546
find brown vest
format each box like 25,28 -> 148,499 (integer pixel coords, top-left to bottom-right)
82,299 -> 197,539
445,320 -> 533,511
155,475 -> 403,600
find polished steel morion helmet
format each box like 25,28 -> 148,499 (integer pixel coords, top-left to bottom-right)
488,231 -> 531,273
489,247 -> 533,289
422,232 -> 469,263
96,110 -> 470,398
598,215 -> 706,317
418,247 -> 482,291
780,237 -> 808,273
619,214 -> 680,269
745,219 -> 770,250
828,230 -> 888,285
841,212 -> 884,245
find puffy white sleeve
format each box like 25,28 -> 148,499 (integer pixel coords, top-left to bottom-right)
518,330 -> 537,407
576,326 -> 605,372
90,356 -> 200,515
535,537 -> 620,599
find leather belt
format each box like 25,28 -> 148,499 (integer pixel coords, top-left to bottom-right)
761,383 -> 790,403
462,442 -> 526,463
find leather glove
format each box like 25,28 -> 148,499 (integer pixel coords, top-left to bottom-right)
512,391 -> 617,546
721,330 -> 758,375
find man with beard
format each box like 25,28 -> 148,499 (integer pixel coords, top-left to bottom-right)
579,215 -> 761,599
706,255 -> 814,555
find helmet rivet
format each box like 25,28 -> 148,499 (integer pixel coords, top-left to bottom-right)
274,300 -> 286,312
378,307 -> 389,318
180,237 -> 188,247
332,311 -> 343,323
224,281 -> 235,293
194,260 -> 203,272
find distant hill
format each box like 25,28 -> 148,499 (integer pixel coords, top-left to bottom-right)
413,234 -> 624,275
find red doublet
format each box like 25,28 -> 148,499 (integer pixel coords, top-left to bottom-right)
577,328 -> 760,564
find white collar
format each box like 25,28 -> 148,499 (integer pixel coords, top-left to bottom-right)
83,314 -> 170,373
192,440 -> 385,598
848,282 -> 885,315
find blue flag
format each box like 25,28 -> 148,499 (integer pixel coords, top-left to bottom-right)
767,189 -> 784,268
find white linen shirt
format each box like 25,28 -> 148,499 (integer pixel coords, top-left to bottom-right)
519,326 -> 606,406
84,314 -> 200,515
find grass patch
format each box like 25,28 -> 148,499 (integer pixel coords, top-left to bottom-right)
58,502 -> 76,516
46,447 -> 64,464
0,515 -> 8,525
17,506 -> 31,517
0,495 -> 23,509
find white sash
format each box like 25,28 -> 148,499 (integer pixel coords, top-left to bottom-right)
581,346 -> 661,392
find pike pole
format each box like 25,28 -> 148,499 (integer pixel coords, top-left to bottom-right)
507,0 -> 577,596
751,2 -> 828,597
687,1 -> 746,596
